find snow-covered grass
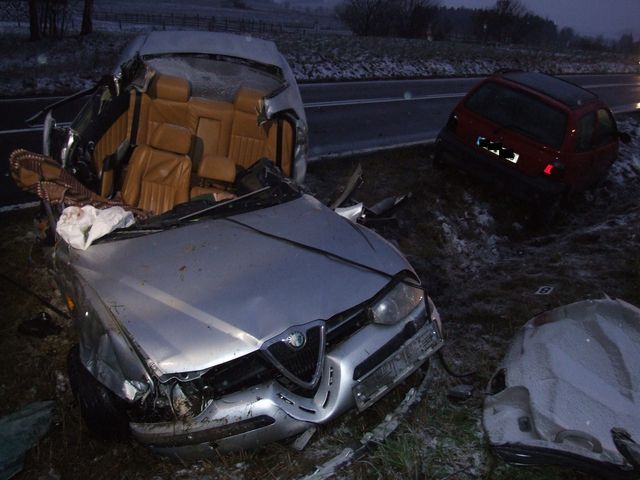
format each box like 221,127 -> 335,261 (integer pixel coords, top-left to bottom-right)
0,26 -> 135,97
272,33 -> 640,81
0,23 -> 638,97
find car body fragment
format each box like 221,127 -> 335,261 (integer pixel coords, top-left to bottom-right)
483,298 -> 640,478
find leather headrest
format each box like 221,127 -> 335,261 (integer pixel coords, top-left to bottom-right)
233,88 -> 264,113
150,124 -> 192,155
151,74 -> 191,102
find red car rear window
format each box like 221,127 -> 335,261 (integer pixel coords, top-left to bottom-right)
465,81 -> 567,149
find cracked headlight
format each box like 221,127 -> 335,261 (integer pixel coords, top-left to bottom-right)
369,281 -> 424,325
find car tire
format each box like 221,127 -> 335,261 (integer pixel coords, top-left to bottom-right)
67,344 -> 130,440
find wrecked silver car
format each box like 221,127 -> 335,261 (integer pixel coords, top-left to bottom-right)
12,31 -> 444,457
484,298 -> 640,478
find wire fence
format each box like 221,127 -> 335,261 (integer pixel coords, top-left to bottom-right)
93,10 -> 323,35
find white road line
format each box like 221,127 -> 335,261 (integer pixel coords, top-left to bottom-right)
612,103 -> 640,114
309,137 -> 437,162
305,83 -> 639,108
0,126 -> 45,135
0,201 -> 40,213
305,92 -> 466,109
300,77 -> 481,88
0,96 -> 63,103
0,122 -> 70,135
584,83 -> 640,89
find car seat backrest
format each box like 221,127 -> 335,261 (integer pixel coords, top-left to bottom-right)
187,98 -> 235,171
121,123 -> 193,214
228,88 -> 269,169
129,74 -> 192,147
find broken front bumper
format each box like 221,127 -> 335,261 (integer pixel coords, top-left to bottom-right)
130,302 -> 443,458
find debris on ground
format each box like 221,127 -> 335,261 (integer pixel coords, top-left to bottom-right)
0,401 -> 55,480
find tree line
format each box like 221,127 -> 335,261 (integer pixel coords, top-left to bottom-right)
0,0 -> 93,39
336,0 -> 640,53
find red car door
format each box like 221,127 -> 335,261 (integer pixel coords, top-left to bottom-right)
569,111 -> 597,191
591,108 -> 619,178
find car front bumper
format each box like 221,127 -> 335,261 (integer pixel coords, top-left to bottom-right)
129,302 -> 443,458
436,129 -> 566,203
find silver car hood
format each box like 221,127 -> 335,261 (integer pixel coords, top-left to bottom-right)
70,195 -> 410,377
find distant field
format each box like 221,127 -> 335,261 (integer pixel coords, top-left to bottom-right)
0,4 -> 637,97
94,0 -> 345,30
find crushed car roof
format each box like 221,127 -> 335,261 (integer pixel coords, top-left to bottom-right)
117,31 -> 288,73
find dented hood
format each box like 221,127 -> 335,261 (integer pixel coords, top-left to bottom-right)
69,195 -> 410,376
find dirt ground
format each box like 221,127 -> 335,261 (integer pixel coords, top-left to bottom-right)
0,115 -> 638,479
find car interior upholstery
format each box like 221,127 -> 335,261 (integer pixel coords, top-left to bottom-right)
120,123 -> 193,214
92,73 -> 294,212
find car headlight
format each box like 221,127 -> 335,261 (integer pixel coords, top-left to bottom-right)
369,281 -> 424,325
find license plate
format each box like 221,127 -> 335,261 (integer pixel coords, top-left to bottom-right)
476,136 -> 519,163
353,326 -> 443,411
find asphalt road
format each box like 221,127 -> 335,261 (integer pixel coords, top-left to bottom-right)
302,74 -> 640,158
2,74 -> 639,207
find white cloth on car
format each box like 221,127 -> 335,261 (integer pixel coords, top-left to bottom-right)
56,205 -> 134,250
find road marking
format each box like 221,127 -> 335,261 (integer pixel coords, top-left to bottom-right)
612,103 -> 640,114
300,74 -> 638,89
0,122 -> 71,135
0,201 -> 40,213
583,83 -> 640,89
305,83 -> 639,108
309,137 -> 437,162
305,92 -> 466,109
0,96 -> 64,103
300,77 -> 481,88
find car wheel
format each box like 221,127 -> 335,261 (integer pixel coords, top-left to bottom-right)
67,345 -> 130,440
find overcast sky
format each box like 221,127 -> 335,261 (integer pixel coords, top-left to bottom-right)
440,0 -> 640,39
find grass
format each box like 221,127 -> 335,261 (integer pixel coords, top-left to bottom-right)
2,115 -> 639,478
0,29 -> 136,97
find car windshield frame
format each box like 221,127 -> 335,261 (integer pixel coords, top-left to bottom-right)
464,80 -> 568,149
98,177 -> 302,242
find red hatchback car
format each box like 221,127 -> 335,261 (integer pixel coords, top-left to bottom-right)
434,71 -> 628,208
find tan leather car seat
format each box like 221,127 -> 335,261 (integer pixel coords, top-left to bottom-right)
190,154 -> 236,199
129,74 -> 192,146
228,88 -> 268,169
187,98 -> 235,171
121,123 -> 193,214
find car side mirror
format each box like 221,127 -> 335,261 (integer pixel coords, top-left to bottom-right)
619,132 -> 631,144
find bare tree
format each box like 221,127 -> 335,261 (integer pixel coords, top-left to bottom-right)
495,0 -> 526,17
336,0 -> 393,36
492,0 -> 527,43
80,0 -> 93,35
28,0 -> 40,40
393,0 -> 439,38
337,0 -> 439,37
0,1 -> 27,27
